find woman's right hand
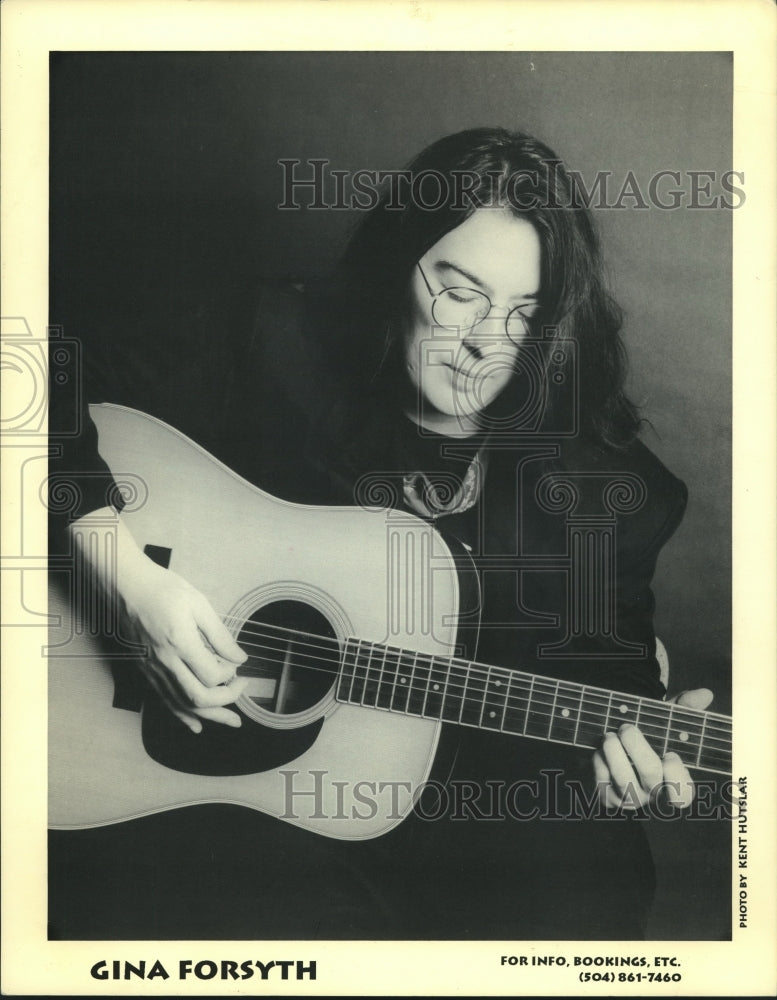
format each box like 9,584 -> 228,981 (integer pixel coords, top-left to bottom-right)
71,508 -> 248,733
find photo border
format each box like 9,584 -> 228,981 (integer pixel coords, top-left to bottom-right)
2,1 -> 775,995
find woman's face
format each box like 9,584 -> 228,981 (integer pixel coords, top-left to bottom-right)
403,208 -> 542,435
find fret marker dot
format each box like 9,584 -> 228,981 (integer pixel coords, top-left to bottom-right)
489,711 -> 496,718
561,708 -> 570,718
433,683 -> 440,691
400,678 -> 407,685
679,731 -> 689,742
495,680 -> 502,687
619,704 -> 628,714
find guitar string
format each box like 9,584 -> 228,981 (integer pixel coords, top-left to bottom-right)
219,612 -> 732,730
213,618 -> 732,739
82,604 -> 729,742
232,643 -> 725,728
214,620 -> 732,739
62,600 -> 730,744
65,609 -> 730,755
234,645 -> 732,742
220,612 -> 728,722
223,637 -> 731,745
236,679 -> 730,753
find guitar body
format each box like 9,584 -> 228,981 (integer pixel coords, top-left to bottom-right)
48,404 -> 470,840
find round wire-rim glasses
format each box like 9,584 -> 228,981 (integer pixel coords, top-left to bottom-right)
416,261 -> 539,345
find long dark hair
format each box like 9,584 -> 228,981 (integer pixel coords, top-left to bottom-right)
321,126 -> 640,448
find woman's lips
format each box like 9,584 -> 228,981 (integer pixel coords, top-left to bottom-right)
446,362 -> 481,380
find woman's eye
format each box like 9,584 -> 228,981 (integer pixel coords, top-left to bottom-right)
446,289 -> 480,304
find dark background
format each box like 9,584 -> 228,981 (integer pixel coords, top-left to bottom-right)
49,51 -> 732,939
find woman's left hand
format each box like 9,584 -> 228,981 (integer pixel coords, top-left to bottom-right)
592,688 -> 715,811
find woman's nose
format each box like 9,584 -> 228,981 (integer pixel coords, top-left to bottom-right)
461,309 -> 513,347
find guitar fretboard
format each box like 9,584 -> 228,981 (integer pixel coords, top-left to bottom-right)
336,638 -> 731,775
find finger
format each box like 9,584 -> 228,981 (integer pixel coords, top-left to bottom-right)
592,749 -> 608,794
600,732 -> 649,808
673,687 -> 714,710
662,752 -> 696,809
138,653 -> 188,708
139,663 -> 205,734
604,785 -> 629,810
617,724 -> 664,794
192,704 -> 244,728
142,660 -> 246,730
155,649 -> 248,710
192,596 -> 247,664
171,707 -> 204,734
591,750 -> 614,803
592,749 -> 609,786
592,750 -> 638,811
174,626 -> 237,688
220,673 -> 249,701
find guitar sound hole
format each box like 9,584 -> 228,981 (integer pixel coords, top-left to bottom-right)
237,601 -> 339,715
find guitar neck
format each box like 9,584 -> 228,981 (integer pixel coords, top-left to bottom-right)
336,639 -> 731,776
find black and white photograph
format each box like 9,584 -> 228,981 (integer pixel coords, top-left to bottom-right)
2,1 -> 775,996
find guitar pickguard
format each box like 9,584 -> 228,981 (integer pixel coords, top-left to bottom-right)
141,694 -> 324,777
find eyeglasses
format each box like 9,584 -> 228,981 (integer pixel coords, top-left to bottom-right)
416,261 -> 539,346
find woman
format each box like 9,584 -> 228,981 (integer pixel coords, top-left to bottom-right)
50,127 -> 712,939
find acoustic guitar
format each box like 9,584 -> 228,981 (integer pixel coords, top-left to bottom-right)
48,404 -> 731,840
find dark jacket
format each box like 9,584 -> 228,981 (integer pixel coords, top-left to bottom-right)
48,283 -> 687,940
